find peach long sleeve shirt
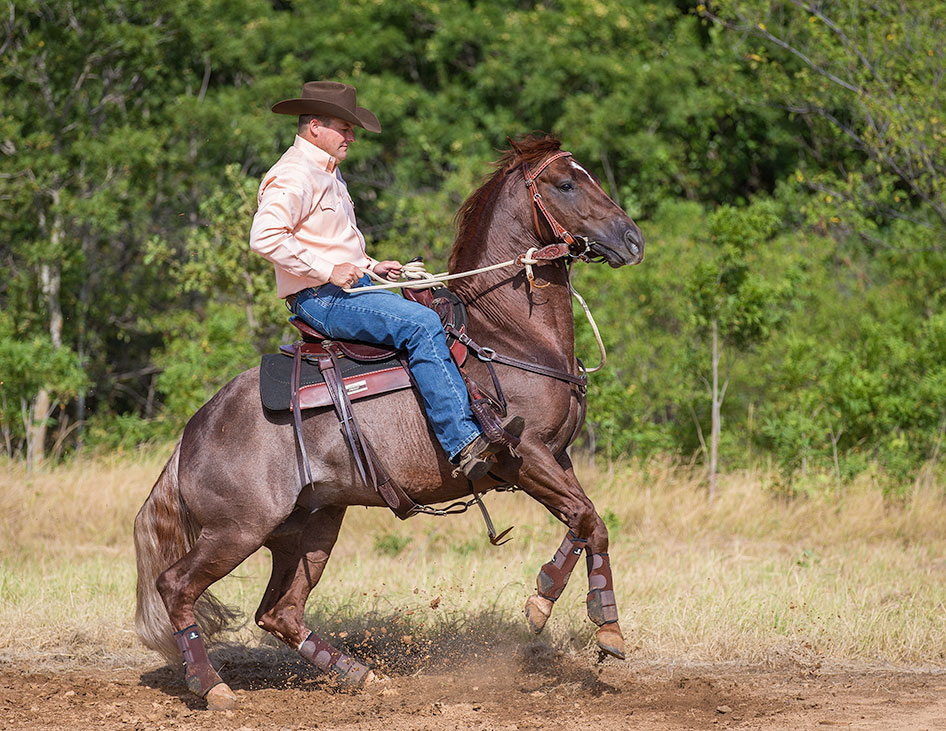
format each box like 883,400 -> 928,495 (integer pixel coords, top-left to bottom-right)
249,135 -> 377,299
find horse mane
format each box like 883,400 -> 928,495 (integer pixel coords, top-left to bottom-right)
449,133 -> 562,271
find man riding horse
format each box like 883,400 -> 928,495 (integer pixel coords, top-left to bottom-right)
249,80 -> 522,480
134,79 -> 644,709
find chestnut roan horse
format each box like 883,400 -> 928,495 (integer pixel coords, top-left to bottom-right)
134,133 -> 644,709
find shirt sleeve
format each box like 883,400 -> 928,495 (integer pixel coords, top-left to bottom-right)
249,174 -> 336,282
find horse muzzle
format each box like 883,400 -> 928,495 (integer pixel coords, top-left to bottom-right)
587,226 -> 645,267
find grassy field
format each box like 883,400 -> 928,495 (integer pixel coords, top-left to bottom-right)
2,447 -> 946,671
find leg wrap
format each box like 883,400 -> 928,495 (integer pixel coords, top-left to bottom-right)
536,531 -> 587,601
174,625 -> 223,697
298,632 -> 369,685
585,552 -> 619,626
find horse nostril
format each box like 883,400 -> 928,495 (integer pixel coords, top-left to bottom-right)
624,227 -> 644,258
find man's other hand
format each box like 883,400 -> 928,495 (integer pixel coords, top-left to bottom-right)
329,262 -> 364,288
373,260 -> 403,282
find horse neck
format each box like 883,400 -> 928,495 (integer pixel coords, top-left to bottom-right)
449,189 -> 577,366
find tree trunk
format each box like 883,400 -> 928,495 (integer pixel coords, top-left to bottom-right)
29,200 -> 64,469
709,318 -> 720,500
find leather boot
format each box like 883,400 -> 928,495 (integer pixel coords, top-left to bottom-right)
455,415 -> 525,481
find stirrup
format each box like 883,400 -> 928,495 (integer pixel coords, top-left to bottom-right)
453,415 -> 524,481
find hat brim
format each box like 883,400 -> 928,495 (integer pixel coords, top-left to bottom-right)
271,98 -> 381,133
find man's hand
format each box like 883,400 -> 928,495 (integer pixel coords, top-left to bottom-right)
373,260 -> 403,282
329,262 -> 363,288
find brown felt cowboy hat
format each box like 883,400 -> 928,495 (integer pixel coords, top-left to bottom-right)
271,81 -> 381,133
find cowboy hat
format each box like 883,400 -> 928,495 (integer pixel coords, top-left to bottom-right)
271,81 -> 381,133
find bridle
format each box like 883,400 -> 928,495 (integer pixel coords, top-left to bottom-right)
522,151 -> 594,261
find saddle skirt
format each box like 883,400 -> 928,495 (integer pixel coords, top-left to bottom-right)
259,287 -> 467,413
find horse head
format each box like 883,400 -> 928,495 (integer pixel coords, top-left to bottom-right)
512,134 -> 644,268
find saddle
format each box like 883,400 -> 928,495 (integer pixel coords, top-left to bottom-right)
258,288 -> 468,413
259,286 -> 515,520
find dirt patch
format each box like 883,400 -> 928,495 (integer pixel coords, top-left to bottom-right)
2,643 -> 946,730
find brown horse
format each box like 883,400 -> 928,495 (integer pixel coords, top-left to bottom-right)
134,133 -> 644,709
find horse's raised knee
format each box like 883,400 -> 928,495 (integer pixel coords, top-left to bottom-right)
566,497 -> 598,540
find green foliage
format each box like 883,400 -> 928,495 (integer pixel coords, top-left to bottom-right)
1,0 -> 944,488
152,304 -> 259,429
373,532 -> 413,557
703,0 -> 946,234
82,412 -> 169,453
0,314 -> 88,455
687,199 -> 788,348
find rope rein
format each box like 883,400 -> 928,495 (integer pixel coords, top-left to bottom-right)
343,252 -> 540,293
344,251 -> 607,374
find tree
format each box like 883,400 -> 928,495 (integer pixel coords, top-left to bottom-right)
703,0 -> 946,237
0,315 -> 87,466
685,200 -> 791,497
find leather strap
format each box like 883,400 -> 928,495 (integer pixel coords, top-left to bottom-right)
523,151 -> 577,246
290,342 -> 315,488
445,325 -> 587,388
318,341 -> 421,520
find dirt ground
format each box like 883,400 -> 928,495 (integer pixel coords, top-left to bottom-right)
2,642 -> 946,731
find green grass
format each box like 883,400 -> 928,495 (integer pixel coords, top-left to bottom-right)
2,450 -> 946,669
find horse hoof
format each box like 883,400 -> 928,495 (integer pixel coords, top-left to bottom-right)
364,670 -> 381,686
205,682 -> 237,710
595,624 -> 626,660
331,656 -> 372,689
524,595 -> 553,634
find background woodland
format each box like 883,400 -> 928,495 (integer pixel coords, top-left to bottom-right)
2,0 -> 945,495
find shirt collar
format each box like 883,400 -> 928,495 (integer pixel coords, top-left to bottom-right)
293,134 -> 338,173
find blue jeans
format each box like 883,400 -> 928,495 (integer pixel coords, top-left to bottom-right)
291,276 -> 481,461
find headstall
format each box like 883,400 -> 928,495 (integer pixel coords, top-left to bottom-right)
521,151 -> 593,261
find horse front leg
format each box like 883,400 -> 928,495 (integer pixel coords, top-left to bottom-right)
583,517 -> 625,659
516,448 -> 625,659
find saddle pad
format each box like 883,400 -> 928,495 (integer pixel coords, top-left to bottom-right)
259,352 -> 413,412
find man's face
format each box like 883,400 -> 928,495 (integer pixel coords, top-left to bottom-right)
313,117 -> 356,162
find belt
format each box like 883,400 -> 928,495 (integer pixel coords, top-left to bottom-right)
285,291 -> 300,310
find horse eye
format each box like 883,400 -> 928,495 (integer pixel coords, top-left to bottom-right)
558,180 -> 575,192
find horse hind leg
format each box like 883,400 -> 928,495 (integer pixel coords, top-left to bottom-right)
256,506 -> 371,687
156,529 -> 266,709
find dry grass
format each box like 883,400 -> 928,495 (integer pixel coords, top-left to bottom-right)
2,449 -> 946,670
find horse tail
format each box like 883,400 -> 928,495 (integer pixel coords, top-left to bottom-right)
133,439 -> 237,663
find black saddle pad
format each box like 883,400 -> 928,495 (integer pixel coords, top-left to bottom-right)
259,351 -> 403,412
